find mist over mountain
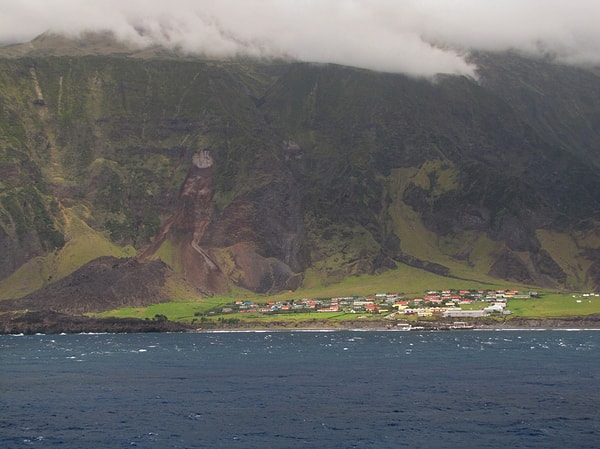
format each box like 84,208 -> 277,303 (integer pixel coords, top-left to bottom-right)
1,31 -> 600,315
2,1 -> 600,77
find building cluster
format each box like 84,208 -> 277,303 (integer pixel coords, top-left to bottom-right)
218,289 -> 533,318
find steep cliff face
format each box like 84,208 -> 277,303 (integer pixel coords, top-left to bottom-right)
258,62 -> 600,289
1,47 -> 600,306
134,148 -> 305,295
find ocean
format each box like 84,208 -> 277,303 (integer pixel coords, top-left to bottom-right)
1,330 -> 599,448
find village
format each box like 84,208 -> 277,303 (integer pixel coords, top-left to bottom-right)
215,288 -> 539,320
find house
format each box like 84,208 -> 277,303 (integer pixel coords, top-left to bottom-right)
393,301 -> 409,311
365,303 -> 381,312
444,309 -> 486,318
318,305 -> 340,312
484,304 -> 505,314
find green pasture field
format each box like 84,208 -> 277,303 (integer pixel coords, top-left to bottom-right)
97,296 -> 232,322
507,293 -> 600,318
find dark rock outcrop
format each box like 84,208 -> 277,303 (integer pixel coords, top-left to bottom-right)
488,250 -> 534,284
0,256 -> 171,314
0,310 -> 192,334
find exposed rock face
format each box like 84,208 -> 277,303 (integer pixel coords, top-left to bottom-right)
0,310 -> 192,334
0,230 -> 46,280
533,249 -> 567,284
192,150 -> 214,169
137,148 -> 304,295
203,162 -> 306,293
488,250 -> 535,284
211,242 -> 303,294
138,150 -> 229,295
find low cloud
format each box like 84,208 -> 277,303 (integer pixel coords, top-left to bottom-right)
1,0 -> 600,77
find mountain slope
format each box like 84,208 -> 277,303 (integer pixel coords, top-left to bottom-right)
1,42 -> 600,311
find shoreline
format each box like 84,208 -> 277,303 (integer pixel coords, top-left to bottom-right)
2,310 -> 600,335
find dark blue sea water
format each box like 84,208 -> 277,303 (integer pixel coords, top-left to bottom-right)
1,330 -> 599,449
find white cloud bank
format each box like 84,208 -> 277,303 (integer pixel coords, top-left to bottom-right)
1,0 -> 600,77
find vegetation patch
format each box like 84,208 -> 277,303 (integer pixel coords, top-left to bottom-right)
0,207 -> 133,299
508,293 -> 600,318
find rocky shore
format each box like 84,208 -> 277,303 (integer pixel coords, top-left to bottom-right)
0,311 -> 193,335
